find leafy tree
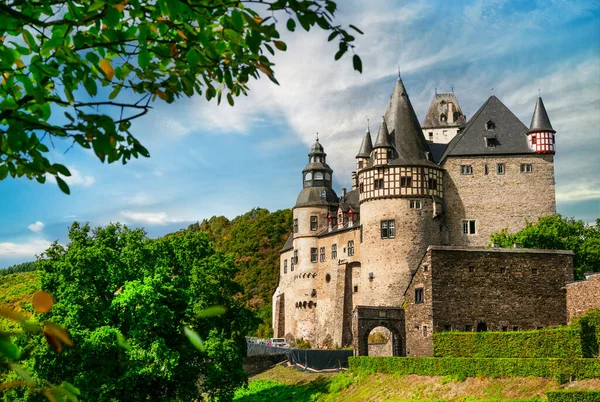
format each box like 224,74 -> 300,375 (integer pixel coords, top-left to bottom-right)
3,222 -> 256,401
0,0 -> 362,193
0,261 -> 37,276
490,215 -> 600,280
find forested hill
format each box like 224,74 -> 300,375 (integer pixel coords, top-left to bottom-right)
184,208 -> 293,336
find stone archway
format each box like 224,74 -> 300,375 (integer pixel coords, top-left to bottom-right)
352,306 -> 405,356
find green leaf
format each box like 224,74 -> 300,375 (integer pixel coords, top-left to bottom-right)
226,93 -> 234,106
0,336 -> 21,360
138,49 -> 150,68
0,165 -> 8,180
353,55 -> 362,73
231,10 -> 243,31
61,382 -> 81,396
184,326 -> 205,351
287,18 -> 296,32
109,85 -> 122,100
328,31 -> 339,42
186,48 -> 199,67
88,0 -> 106,12
349,24 -> 364,35
116,332 -> 131,351
53,164 -> 71,177
273,40 -> 287,51
197,305 -> 228,318
56,176 -> 70,194
83,77 -> 98,97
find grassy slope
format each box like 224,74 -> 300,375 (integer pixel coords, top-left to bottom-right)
234,365 -> 600,402
0,271 -> 40,330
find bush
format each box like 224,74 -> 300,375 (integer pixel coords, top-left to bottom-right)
573,309 -> 600,358
546,390 -> 600,402
368,332 -> 388,344
433,327 -> 584,358
348,357 -> 600,382
295,338 -> 312,349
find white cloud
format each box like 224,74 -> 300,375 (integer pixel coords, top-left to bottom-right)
127,193 -> 156,207
0,239 -> 52,258
557,183 -> 600,204
27,221 -> 44,233
47,166 -> 95,187
120,210 -> 178,225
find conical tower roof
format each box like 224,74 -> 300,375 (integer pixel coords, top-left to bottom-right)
529,97 -> 555,133
384,76 -> 437,166
373,117 -> 393,149
356,127 -> 373,158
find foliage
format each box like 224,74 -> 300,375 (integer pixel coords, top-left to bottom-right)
368,332 -> 388,345
0,261 -> 37,276
2,222 -> 257,401
233,379 -> 327,402
0,0 -> 362,193
295,338 -> 312,349
573,309 -> 600,358
185,207 -> 293,336
433,327 -> 585,359
0,271 -> 40,314
546,390 -> 600,402
348,357 -> 600,383
490,215 -> 600,279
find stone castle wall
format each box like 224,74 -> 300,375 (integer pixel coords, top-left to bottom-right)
566,274 -> 600,323
404,250 -> 434,357
443,154 -> 556,247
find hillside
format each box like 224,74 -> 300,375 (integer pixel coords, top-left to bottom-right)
235,365 -> 600,401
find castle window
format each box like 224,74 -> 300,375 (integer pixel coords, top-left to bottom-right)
531,135 -> 537,145
293,219 -> 298,233
409,200 -> 422,209
374,178 -> 384,189
358,160 -> 363,169
513,326 -> 519,331
304,172 -> 312,181
359,183 -> 364,193
284,260 -> 287,274
465,325 -> 473,332
293,249 -> 298,265
429,132 -> 433,141
500,268 -> 506,274
423,325 -> 428,337
415,288 -> 424,304
319,247 -> 325,262
440,113 -> 447,122
311,248 -> 318,263
463,220 -> 476,235
400,177 -> 413,187
444,324 -> 452,331
310,216 -> 318,231
331,244 -> 337,259
532,268 -> 538,275
468,266 -> 474,273
325,274 -> 331,283
325,172 -> 331,180
348,240 -> 354,256
502,326 -> 508,332
311,289 -> 317,297
460,165 -> 473,175
314,172 -> 324,180
380,220 -> 395,239
321,189 -> 326,200
497,163 -> 505,175
428,178 -> 437,190
520,163 -> 533,173
484,164 -> 489,175
486,137 -> 497,147
486,120 -> 495,130
360,225 -> 363,243
353,285 -> 358,293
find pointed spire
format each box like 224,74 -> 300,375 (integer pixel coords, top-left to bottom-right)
356,121 -> 373,158
373,116 -> 393,149
384,76 -> 435,166
529,97 -> 555,133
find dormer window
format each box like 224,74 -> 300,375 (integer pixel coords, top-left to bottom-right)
440,113 -> 447,122
486,137 -> 498,148
320,189 -> 326,200
486,120 -> 495,130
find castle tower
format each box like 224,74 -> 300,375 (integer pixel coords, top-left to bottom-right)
291,137 -> 338,341
356,75 -> 444,307
421,91 -> 466,144
356,125 -> 373,171
528,97 -> 556,154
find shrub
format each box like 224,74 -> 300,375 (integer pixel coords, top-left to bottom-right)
368,332 -> 388,344
573,309 -> 600,358
546,390 -> 600,402
348,357 -> 600,382
433,327 -> 584,358
295,338 -> 312,349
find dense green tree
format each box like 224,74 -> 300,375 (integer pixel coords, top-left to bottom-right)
3,222 -> 256,401
490,215 -> 600,280
186,208 -> 292,337
0,0 -> 362,193
0,261 -> 36,276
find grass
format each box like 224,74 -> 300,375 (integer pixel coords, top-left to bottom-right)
0,271 -> 41,331
234,364 -> 600,402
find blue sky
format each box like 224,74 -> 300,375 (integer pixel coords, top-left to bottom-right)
1,0 -> 599,267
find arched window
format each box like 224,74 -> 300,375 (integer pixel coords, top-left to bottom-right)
440,113 -> 447,122
304,172 -> 312,181
325,172 -> 331,180
477,322 -> 488,332
314,172 -> 324,180
486,120 -> 495,130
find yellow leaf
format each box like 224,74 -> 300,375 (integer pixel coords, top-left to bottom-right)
1,76 -> 5,85
169,43 -> 178,58
157,16 -> 168,22
176,30 -> 187,40
0,307 -> 27,322
155,89 -> 168,100
33,291 -> 54,313
44,322 -> 73,347
15,59 -> 25,69
256,64 -> 273,78
150,25 -> 158,34
0,381 -> 26,391
99,59 -> 115,79
223,59 -> 230,65
43,390 -> 57,402
112,3 -> 125,12
0,35 -> 5,42
253,15 -> 263,24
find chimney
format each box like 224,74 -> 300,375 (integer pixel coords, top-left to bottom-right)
341,188 -> 347,198
448,102 -> 455,123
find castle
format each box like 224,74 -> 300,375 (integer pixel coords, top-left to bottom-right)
273,75 -> 575,357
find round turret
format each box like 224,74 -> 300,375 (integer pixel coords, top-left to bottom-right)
527,97 -> 556,154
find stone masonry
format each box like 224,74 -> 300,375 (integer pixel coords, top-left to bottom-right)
566,273 -> 600,323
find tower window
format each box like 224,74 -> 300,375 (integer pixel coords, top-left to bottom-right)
319,247 -> 325,262
314,172 -> 324,180
415,288 -> 424,304
428,178 -> 437,190
500,268 -> 506,273
463,220 -> 476,235
293,249 -> 298,265
284,259 -> 287,274
520,164 -> 533,173
310,216 -> 318,231
497,163 -> 505,175
374,178 -> 384,189
325,274 -> 331,283
304,172 -> 312,181
320,189 -> 326,200
293,219 -> 298,233
440,113 -> 447,122
310,248 -> 318,263
429,132 -> 433,140
358,160 -> 363,169
380,220 -> 395,239
360,225 -> 363,243
486,120 -> 495,130
359,183 -> 364,193
400,177 -> 413,187
460,165 -> 473,175
484,164 -> 489,175
353,285 -> 358,293
325,172 -> 331,180
348,240 -> 354,256
531,135 -> 537,145
423,325 -> 428,337
409,200 -> 421,209
331,244 -> 337,259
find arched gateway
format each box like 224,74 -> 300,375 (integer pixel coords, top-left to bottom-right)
352,306 -> 405,356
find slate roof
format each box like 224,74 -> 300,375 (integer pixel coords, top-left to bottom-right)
317,221 -> 360,237
356,128 -> 373,158
422,92 -> 467,129
529,97 -> 555,133
338,189 -> 360,213
373,118 -> 393,149
384,77 -> 438,167
280,232 -> 294,252
440,96 -> 533,162
295,187 -> 339,208
427,142 -> 449,163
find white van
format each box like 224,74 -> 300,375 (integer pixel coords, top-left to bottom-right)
270,338 -> 288,348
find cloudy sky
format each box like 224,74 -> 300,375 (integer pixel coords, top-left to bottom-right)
1,0 -> 599,268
